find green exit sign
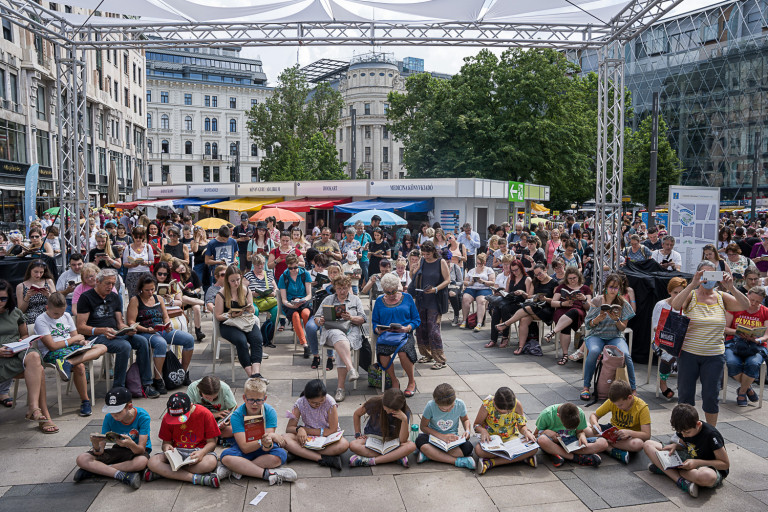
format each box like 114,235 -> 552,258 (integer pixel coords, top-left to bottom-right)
509,181 -> 525,202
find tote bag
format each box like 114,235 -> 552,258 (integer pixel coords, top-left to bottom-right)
653,308 -> 689,357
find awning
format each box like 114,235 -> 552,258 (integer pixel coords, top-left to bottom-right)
173,197 -> 221,207
202,197 -> 282,212
141,198 -> 178,208
531,202 -> 550,213
265,197 -> 351,213
334,198 -> 434,214
110,199 -> 156,209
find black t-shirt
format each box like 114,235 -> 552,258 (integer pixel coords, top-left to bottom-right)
88,247 -> 113,269
233,224 -> 254,256
677,422 -> 728,477
739,237 -> 759,257
164,242 -> 185,260
642,239 -> 663,251
77,289 -> 121,329
533,278 -> 558,298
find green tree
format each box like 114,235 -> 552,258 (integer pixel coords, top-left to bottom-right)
246,65 -> 347,181
623,115 -> 683,207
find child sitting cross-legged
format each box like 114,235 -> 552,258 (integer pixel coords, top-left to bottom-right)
187,375 -> 238,444
74,387 -> 150,489
584,380 -> 651,464
642,403 -> 729,498
473,387 -> 539,475
217,378 -> 297,485
348,388 -> 417,467
414,383 -> 475,470
284,379 -> 350,471
535,402 -> 608,467
143,392 -> 221,487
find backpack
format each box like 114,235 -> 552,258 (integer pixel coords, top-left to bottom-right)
588,345 -> 625,405
261,315 -> 275,344
162,349 -> 185,391
125,362 -> 143,397
465,313 -> 478,329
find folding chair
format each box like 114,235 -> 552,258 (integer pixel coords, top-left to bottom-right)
322,349 -> 360,391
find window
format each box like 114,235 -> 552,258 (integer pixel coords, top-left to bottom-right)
147,90 -> 151,102
212,143 -> 218,158
138,68 -> 142,86
123,53 -> 128,74
339,149 -> 343,162
364,146 -> 371,163
148,164 -> 154,182
229,119 -> 237,132
204,118 -> 210,131
147,139 -> 153,153
213,166 -> 220,182
98,113 -> 104,140
36,86 -> 46,121
384,103 -> 389,114
383,147 -> 389,163
203,166 -> 210,182
211,118 -> 218,131
185,166 -> 193,182
160,114 -> 169,130
230,97 -> 237,109
184,93 -> 192,106
251,167 -> 259,182
162,165 -> 169,182
230,165 -> 237,182
184,116 -> 192,131
364,103 -> 370,115
251,144 -> 258,157
383,126 -> 389,139
204,95 -> 210,107
124,87 -> 129,107
339,128 -> 343,142
139,98 -> 142,116
133,63 -> 137,82
185,141 -> 192,155
399,147 -> 404,163
160,91 -> 169,103
125,125 -> 130,147
161,140 -> 169,153
205,142 -> 211,155
230,142 -> 238,155
2,19 -> 12,41
133,95 -> 137,113
114,80 -> 118,102
36,130 -> 50,167
212,96 -> 218,107
365,126 -> 371,139
251,98 -> 258,108
147,113 -> 152,129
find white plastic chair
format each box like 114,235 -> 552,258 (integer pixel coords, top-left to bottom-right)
212,318 -> 237,382
721,361 -> 766,408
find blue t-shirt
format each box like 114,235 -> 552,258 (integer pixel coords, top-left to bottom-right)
422,399 -> 467,435
205,238 -> 239,267
102,406 -> 152,452
230,402 -> 278,434
355,232 -> 372,262
277,268 -> 313,300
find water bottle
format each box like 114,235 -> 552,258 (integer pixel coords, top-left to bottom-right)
410,424 -> 419,442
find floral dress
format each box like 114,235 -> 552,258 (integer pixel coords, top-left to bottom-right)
481,396 -> 526,441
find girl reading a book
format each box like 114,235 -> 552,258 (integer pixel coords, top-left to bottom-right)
89,230 -> 122,271
349,388 -> 416,467
123,226 -> 154,297
283,379 -> 349,471
17,259 -> 57,326
170,258 -> 206,342
473,387 -> 538,475
414,383 -> 475,470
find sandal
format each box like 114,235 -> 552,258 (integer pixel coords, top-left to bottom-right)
661,388 -> 675,400
557,356 -> 569,366
580,390 -> 591,401
25,407 -> 45,422
0,396 -> 13,408
513,347 -> 524,355
326,358 -> 334,371
277,325 -> 285,332
484,341 -> 497,348
404,384 -> 416,397
39,419 -> 59,434
310,356 -> 320,370
544,331 -> 557,343
499,337 -> 509,349
417,356 -> 434,364
430,362 -> 447,370
568,351 -> 584,362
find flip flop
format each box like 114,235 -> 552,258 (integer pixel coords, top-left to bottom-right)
580,390 -> 591,401
404,385 -> 416,397
661,388 -> 675,400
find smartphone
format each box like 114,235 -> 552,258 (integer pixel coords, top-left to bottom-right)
702,271 -> 723,282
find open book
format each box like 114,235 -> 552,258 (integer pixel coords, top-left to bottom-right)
63,339 -> 96,360
479,435 -> 539,461
600,304 -> 622,314
385,323 -> 403,331
735,325 -> 767,339
656,449 -> 683,470
559,289 -> 582,299
314,274 -> 331,286
558,435 -> 583,453
164,447 -> 197,471
592,424 -> 621,444
156,283 -> 171,296
492,288 -> 509,297
305,430 -> 345,450
90,431 -> 126,443
243,414 -> 266,443
127,256 -> 145,265
3,335 -> 41,353
216,409 -> 235,427
364,435 -> 400,455
253,287 -> 274,299
428,434 -> 466,452
153,322 -> 172,333
114,323 -> 140,337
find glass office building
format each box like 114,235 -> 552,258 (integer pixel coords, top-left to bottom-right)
576,0 -> 768,200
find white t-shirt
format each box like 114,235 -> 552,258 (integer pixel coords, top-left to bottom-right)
56,269 -> 82,299
34,311 -> 77,358
495,271 -> 510,290
651,249 -> 682,271
466,266 -> 495,290
123,243 -> 154,273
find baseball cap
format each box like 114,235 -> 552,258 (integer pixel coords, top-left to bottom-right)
103,387 -> 132,413
346,250 -> 357,262
165,392 -> 192,425
241,213 -> 249,221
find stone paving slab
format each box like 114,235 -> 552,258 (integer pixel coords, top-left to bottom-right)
395,470 -> 495,510
0,482 -> 104,512
568,465 -> 667,508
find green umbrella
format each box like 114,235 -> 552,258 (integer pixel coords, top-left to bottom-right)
44,206 -> 74,217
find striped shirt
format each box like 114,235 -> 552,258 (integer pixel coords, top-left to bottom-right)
682,290 -> 726,356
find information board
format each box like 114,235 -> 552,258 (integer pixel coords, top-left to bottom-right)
668,186 -> 720,274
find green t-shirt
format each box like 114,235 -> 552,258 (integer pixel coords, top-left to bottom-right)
186,379 -> 237,413
535,403 -> 588,436
0,308 -> 26,345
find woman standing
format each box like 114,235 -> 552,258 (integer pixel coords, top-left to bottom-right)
147,222 -> 164,266
670,261 -> 749,425
170,258 -> 206,341
191,226 -> 210,290
446,233 -> 466,268
354,221 -> 372,288
291,227 -> 311,252
717,226 -> 732,257
409,241 -> 451,370
398,235 -> 416,259
162,226 -> 189,263
123,226 -> 154,297
247,221 -> 276,264
650,277 -> 688,399
17,260 -> 56,326
367,228 -> 392,276
545,228 -> 561,268
487,258 -> 532,349
546,268 -> 591,365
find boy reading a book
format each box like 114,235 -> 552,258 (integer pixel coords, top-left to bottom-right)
34,292 -> 107,416
74,387 -> 150,489
414,383 -> 475,470
218,378 -> 297,485
349,388 -> 416,467
144,392 -> 221,487
535,402 -> 607,467
643,404 -> 729,498
585,380 -> 651,464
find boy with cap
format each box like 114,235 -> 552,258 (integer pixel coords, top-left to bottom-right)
144,392 -> 221,487
74,387 -> 150,489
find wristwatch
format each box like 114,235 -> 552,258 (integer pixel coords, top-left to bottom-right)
354,432 -> 362,439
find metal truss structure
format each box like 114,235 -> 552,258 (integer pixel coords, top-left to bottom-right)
0,0 -> 682,274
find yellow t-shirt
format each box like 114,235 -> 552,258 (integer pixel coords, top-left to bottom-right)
481,397 -> 526,441
595,396 -> 650,431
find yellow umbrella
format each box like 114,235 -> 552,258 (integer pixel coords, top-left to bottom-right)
195,217 -> 233,230
529,217 -> 548,225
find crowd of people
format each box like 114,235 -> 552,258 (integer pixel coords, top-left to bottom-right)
2,208 -> 765,499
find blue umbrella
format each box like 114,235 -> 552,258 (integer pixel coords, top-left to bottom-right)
344,209 -> 407,226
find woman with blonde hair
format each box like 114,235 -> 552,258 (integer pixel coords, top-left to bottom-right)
88,230 -> 121,270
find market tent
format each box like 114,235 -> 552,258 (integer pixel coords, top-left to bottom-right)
173,197 -> 221,207
334,198 -> 434,214
266,197 -> 351,213
140,198 -> 178,208
202,197 -> 282,212
531,202 -> 550,214
109,199 -> 156,209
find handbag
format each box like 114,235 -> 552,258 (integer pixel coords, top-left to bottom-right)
224,312 -> 258,332
162,348 -> 185,391
653,308 -> 689,356
254,295 -> 278,312
376,331 -> 408,346
731,337 -> 761,358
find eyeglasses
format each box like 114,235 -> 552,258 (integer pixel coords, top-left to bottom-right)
169,233 -> 179,237
217,273 -> 226,277
384,290 -> 398,295
288,266 -> 299,270
29,235 -> 40,239
244,398 -> 265,405
0,297 -> 8,302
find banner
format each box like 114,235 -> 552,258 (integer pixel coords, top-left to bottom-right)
668,186 -> 719,274
24,163 -> 39,236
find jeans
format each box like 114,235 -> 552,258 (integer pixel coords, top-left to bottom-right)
66,296 -> 73,315
193,263 -> 207,292
306,318 -> 333,358
147,329 -> 195,357
677,351 -> 725,414
219,324 -> 263,368
725,346 -> 764,380
583,336 -> 636,390
94,333 -> 153,387
359,260 -> 370,288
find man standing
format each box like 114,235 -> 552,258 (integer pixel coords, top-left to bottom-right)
232,213 -> 254,271
56,253 -> 84,314
312,227 -> 342,261
205,225 -> 239,282
457,222 -> 480,270
642,227 -> 663,252
76,269 -> 159,397
651,236 -> 682,271
564,216 -> 579,236
508,223 -> 525,245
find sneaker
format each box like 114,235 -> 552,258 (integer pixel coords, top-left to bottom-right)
524,454 -> 538,468
55,359 -> 72,381
121,471 -> 141,490
348,367 -> 360,381
153,378 -> 168,395
648,463 -> 665,475
262,352 -> 269,359
551,455 -> 566,467
476,457 -> 494,475
334,388 -> 346,402
349,455 -> 371,467
253,374 -> 270,385
399,456 -> 409,468
303,346 -> 310,359
215,463 -> 232,480
142,468 -> 162,482
451,316 -> 460,327
143,385 -> 160,398
79,399 -> 92,417
73,468 -> 96,482
610,448 -> 630,464
572,454 -> 602,467
455,456 -> 476,470
459,322 -> 467,329
417,452 -> 430,464
473,326 -> 482,333
319,455 -> 342,470
267,467 -> 298,485
678,477 -> 698,498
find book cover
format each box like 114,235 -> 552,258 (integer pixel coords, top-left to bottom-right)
63,340 -> 95,360
736,325 -> 766,338
656,449 -> 683,470
114,323 -> 139,337
243,414 -> 266,443
557,436 -> 582,453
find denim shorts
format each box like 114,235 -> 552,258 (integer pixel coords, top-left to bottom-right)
463,288 -> 492,299
221,443 -> 288,465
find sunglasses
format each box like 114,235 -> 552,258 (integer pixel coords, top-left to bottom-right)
29,235 -> 40,239
156,272 -> 169,277
0,297 -> 8,302
384,290 -> 398,295
288,266 -> 299,270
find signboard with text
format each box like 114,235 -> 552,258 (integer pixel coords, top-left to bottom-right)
509,181 -> 525,202
150,185 -> 188,198
189,183 -> 236,196
296,180 -> 367,196
668,185 -> 720,274
369,179 -> 456,197
238,182 -> 294,197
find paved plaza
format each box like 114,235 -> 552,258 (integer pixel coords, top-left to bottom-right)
2,315 -> 768,512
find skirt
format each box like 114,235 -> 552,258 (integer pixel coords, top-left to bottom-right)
376,335 -> 417,364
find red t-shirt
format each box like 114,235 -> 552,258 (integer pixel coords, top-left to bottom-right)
270,246 -> 302,284
730,305 -> 768,347
159,405 -> 221,449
